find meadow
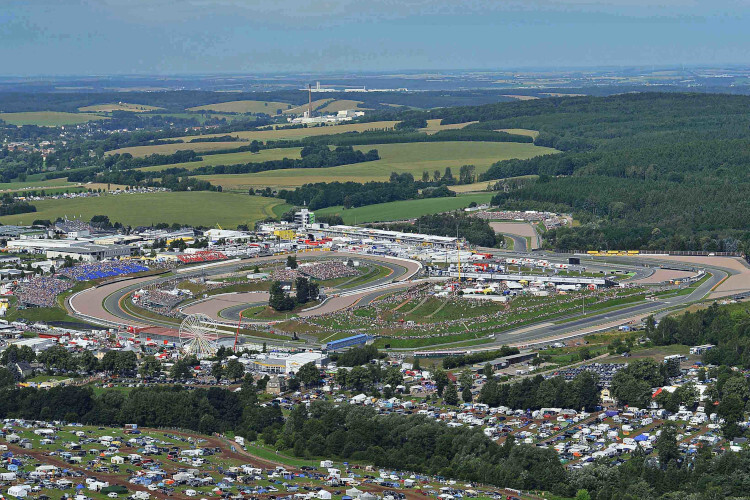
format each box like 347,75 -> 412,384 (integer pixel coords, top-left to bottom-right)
107,141 -> 245,156
199,141 -> 555,190
0,111 -> 108,126
420,119 -> 477,134
78,103 -> 162,112
186,99 -> 292,114
0,178 -> 79,191
314,192 -> 494,224
0,191 -> 288,227
137,147 -> 303,172
177,120 -> 400,142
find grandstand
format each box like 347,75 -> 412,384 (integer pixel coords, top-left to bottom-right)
325,334 -> 369,351
177,250 -> 227,264
58,261 -> 150,281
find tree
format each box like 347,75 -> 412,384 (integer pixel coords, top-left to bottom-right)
655,422 -> 680,468
575,490 -> 591,500
459,368 -> 473,390
433,368 -> 449,396
269,280 -> 295,312
412,357 -> 421,371
226,359 -> 244,381
138,356 -> 161,378
444,383 -> 459,406
170,359 -> 193,380
462,386 -> 473,403
483,363 -> 493,378
297,362 -> 320,387
286,255 -> 298,269
0,367 -> 14,388
115,351 -> 137,374
211,362 -> 224,381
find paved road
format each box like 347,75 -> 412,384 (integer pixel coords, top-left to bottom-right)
68,252 -> 420,330
68,248 -> 746,352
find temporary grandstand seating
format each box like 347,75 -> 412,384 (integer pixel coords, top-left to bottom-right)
59,262 -> 150,281
176,251 -> 227,264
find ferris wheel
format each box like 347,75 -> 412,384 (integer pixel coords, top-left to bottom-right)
178,313 -> 220,359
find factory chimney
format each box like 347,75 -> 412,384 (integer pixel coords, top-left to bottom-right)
308,84 -> 313,118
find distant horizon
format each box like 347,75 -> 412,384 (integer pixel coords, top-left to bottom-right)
3,0 -> 749,76
2,63 -> 750,79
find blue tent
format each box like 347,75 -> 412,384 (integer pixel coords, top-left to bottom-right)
634,434 -> 649,442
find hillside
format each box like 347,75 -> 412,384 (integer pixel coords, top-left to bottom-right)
389,93 -> 750,252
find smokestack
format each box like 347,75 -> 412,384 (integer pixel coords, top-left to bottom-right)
308,84 -> 313,118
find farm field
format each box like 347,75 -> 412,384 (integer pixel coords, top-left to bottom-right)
496,128 -> 540,138
78,103 -> 162,112
420,118 -> 477,134
0,192 -> 288,227
137,147 -> 303,172
107,141 -> 245,157
186,99 -> 292,114
283,98 -> 334,114
317,99 -> 367,113
314,192 -> 494,224
0,178 -> 79,191
0,111 -> 108,126
199,141 -> 556,189
176,120 -> 400,143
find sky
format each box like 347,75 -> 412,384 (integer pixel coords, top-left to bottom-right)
1,0 -> 749,75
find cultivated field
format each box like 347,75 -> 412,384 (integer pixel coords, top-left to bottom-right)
0,192 -> 288,227
177,120 -> 400,143
0,179 -> 79,191
496,128 -> 540,138
0,111 -> 108,126
107,141 -> 245,157
420,119 -> 477,134
317,99 -> 367,113
283,98 -> 334,115
187,99 -> 292,114
137,147 -> 303,172
200,141 -> 556,190
78,103 -> 162,112
315,192 -> 494,224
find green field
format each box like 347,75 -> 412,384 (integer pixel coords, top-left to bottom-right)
178,120 -> 400,143
0,111 -> 109,126
137,147 -> 303,172
315,192 -> 494,224
0,191 -> 289,227
199,141 -> 556,189
187,99 -> 292,114
107,141 -> 246,157
0,179 -> 79,191
78,103 -> 162,112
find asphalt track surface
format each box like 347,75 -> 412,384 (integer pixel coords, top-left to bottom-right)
68,252 -> 420,331
67,249 -> 750,352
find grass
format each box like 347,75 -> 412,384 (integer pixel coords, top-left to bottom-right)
200,141 -> 556,189
187,100 -> 293,114
318,99 -> 367,113
496,128 -> 540,139
0,178 -> 78,191
0,191 -> 289,228
420,119 -> 477,134
449,175 -> 539,193
0,111 -> 108,126
137,147 -> 302,172
283,98 -> 335,115
178,120 -> 400,143
315,192 -> 494,224
78,103 -> 162,113
106,141 -> 248,157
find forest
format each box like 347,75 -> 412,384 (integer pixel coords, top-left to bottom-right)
373,212 -> 499,247
375,92 -> 750,251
